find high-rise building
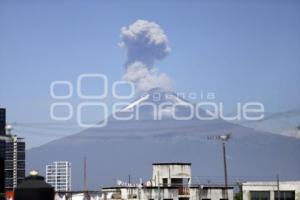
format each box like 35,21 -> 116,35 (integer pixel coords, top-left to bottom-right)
46,161 -> 71,192
0,108 -> 26,192
4,135 -> 26,191
0,108 -> 5,136
0,108 -> 6,194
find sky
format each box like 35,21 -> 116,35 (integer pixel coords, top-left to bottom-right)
0,0 -> 300,148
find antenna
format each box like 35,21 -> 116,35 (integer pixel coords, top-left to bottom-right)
277,174 -> 280,200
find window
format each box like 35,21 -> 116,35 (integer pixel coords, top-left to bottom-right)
275,191 -> 295,200
163,178 -> 168,186
128,194 -> 137,199
171,178 -> 183,186
179,198 -> 189,200
250,191 -> 270,200
17,152 -> 25,160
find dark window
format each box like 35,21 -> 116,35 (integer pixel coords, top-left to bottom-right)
128,194 -> 137,199
5,161 -> 13,169
17,178 -> 24,185
17,152 -> 25,160
17,143 -> 25,151
163,178 -> 168,186
171,178 -> 183,186
275,191 -> 295,200
5,143 -> 13,151
17,169 -> 25,178
179,198 -> 189,200
5,170 -> 13,178
250,191 -> 270,200
5,178 -> 13,187
5,153 -> 13,160
17,161 -> 25,169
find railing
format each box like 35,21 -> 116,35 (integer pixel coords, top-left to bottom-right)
178,187 -> 190,195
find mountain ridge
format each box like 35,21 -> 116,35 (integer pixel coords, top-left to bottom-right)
27,88 -> 300,189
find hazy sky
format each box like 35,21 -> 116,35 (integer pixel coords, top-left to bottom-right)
0,0 -> 300,148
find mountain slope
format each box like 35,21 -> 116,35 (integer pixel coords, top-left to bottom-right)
27,89 -> 300,189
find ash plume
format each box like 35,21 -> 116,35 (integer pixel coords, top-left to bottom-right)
123,61 -> 172,92
119,20 -> 172,92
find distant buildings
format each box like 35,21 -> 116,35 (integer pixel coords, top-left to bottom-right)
242,181 -> 300,200
46,161 -> 71,192
0,108 -> 26,192
102,162 -> 234,200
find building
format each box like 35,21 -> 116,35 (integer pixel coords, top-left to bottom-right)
102,163 -> 234,200
46,161 -> 71,192
152,163 -> 192,187
15,170 -> 55,200
0,108 -> 26,192
0,108 -> 5,136
0,108 -> 6,194
4,135 -> 26,191
242,181 -> 300,200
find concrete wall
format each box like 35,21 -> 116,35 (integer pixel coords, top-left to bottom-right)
102,187 -> 234,200
190,188 -> 234,200
242,181 -> 300,200
152,164 -> 192,186
121,188 -> 179,200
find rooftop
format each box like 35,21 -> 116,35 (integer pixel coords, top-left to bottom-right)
102,184 -> 234,190
242,181 -> 300,186
152,162 -> 191,166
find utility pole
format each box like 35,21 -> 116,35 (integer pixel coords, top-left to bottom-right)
207,133 -> 231,199
222,141 -> 228,191
83,156 -> 90,200
128,174 -> 132,196
158,172 -> 161,200
84,156 -> 87,191
277,174 -> 280,200
128,174 -> 131,184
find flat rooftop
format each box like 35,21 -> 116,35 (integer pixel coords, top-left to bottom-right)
152,162 -> 191,166
102,185 -> 234,190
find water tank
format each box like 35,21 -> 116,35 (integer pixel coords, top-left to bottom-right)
15,171 -> 54,200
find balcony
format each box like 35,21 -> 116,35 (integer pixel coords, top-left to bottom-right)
178,187 -> 190,195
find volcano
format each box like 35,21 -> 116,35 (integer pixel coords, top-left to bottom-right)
27,88 -> 300,189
